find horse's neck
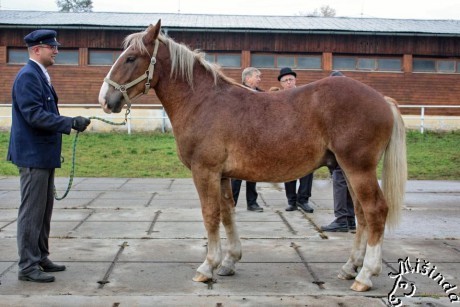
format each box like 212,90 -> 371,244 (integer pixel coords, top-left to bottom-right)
154,64 -> 219,125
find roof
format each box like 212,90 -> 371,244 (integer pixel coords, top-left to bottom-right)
1,10 -> 460,37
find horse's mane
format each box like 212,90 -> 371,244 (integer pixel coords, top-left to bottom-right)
123,31 -> 238,88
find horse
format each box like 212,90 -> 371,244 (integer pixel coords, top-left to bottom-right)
98,20 -> 407,292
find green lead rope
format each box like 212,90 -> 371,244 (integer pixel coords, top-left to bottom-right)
53,112 -> 129,200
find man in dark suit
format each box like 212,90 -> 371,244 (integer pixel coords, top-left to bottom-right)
278,67 -> 314,213
321,71 -> 356,232
7,29 -> 91,283
231,67 -> 264,212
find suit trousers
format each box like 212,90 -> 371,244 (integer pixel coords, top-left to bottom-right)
17,167 -> 55,274
332,166 -> 354,222
284,173 -> 313,205
231,179 -> 258,206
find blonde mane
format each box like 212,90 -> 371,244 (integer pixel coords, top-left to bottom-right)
123,31 -> 237,87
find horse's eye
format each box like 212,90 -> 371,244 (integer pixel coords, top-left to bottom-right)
126,57 -> 136,63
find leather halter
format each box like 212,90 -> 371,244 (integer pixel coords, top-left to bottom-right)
104,39 -> 160,109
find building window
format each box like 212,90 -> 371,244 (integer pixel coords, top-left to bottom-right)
55,49 -> 79,65
7,48 -> 78,65
333,56 -> 402,72
413,58 -> 458,73
7,48 -> 28,64
89,49 -> 122,65
251,54 -> 275,68
205,53 -> 241,67
251,54 -> 321,69
297,56 -> 321,69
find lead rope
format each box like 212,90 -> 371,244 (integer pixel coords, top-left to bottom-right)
53,108 -> 130,200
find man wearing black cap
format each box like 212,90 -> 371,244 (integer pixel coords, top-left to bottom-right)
277,67 -> 315,213
7,29 -> 91,283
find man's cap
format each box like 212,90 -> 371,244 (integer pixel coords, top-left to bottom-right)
24,30 -> 61,47
277,67 -> 297,81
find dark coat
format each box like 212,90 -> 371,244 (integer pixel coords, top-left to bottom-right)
7,60 -> 72,168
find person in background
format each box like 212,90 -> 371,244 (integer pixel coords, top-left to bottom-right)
7,29 -> 91,283
321,70 -> 356,232
231,67 -> 264,212
277,67 -> 314,213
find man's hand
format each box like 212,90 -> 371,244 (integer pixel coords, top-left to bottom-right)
72,116 -> 91,132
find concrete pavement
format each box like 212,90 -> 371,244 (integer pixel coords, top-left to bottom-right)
0,177 -> 459,306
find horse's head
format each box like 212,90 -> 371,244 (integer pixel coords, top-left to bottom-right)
99,20 -> 162,113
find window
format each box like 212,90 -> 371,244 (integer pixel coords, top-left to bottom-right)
205,53 -> 241,67
7,48 -> 78,65
277,56 -> 295,68
413,58 -> 459,73
251,54 -> 321,69
55,49 -> 79,65
89,49 -> 122,65
297,56 -> 321,69
8,48 -> 28,64
251,54 -> 275,68
333,56 -> 402,72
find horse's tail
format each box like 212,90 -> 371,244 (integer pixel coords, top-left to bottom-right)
382,96 -> 407,229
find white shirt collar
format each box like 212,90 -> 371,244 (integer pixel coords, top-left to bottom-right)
30,58 -> 50,84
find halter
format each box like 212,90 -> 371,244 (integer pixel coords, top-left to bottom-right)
104,39 -> 160,110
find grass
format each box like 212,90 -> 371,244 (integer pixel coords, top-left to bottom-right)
0,130 -> 459,179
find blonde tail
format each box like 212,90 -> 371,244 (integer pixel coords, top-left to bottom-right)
382,97 -> 407,229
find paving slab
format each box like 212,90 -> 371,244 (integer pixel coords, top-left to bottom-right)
0,178 -> 459,306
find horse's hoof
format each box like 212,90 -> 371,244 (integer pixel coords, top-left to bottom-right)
192,272 -> 212,282
338,272 -> 354,280
217,266 -> 235,276
350,280 -> 371,292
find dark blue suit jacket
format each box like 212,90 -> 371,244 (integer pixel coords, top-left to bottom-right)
7,60 -> 73,168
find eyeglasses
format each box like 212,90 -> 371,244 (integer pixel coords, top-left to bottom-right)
280,78 -> 295,83
38,45 -> 58,51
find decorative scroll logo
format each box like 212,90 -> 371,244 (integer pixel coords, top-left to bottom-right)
387,257 -> 459,306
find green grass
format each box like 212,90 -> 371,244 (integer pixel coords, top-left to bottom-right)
0,130 -> 459,179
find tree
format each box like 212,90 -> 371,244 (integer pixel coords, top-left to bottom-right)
298,5 -> 337,17
56,0 -> 93,12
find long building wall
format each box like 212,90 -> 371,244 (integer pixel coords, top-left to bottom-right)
1,28 -> 459,116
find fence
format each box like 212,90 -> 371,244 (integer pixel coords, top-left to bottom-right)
1,104 -> 459,134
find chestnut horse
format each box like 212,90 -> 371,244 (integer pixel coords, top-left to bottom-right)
98,20 -> 407,292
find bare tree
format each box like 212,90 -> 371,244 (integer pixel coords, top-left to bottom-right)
56,0 -> 93,12
320,5 -> 336,17
297,5 -> 336,17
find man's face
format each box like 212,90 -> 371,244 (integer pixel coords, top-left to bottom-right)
31,44 -> 58,67
280,74 -> 296,90
245,71 -> 261,89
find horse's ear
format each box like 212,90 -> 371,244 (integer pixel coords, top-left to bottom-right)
144,20 -> 161,45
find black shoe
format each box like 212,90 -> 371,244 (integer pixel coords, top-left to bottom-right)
18,269 -> 55,283
247,203 -> 263,212
321,221 -> 348,232
297,202 -> 314,213
347,218 -> 356,231
285,204 -> 298,211
40,261 -> 66,272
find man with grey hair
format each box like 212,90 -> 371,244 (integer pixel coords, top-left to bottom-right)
231,67 -> 263,212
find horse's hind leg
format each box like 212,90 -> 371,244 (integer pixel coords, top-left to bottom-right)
339,188 -> 368,280
191,169 -> 223,282
346,174 -> 388,292
217,178 -> 242,276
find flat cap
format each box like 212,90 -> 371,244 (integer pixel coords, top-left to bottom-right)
24,30 -> 61,47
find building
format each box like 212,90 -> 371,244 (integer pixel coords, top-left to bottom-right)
1,10 -> 459,130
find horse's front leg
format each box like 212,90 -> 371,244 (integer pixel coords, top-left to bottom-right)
217,178 -> 242,276
191,169 -> 223,282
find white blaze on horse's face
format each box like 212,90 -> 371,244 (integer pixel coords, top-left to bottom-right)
98,48 -> 130,114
